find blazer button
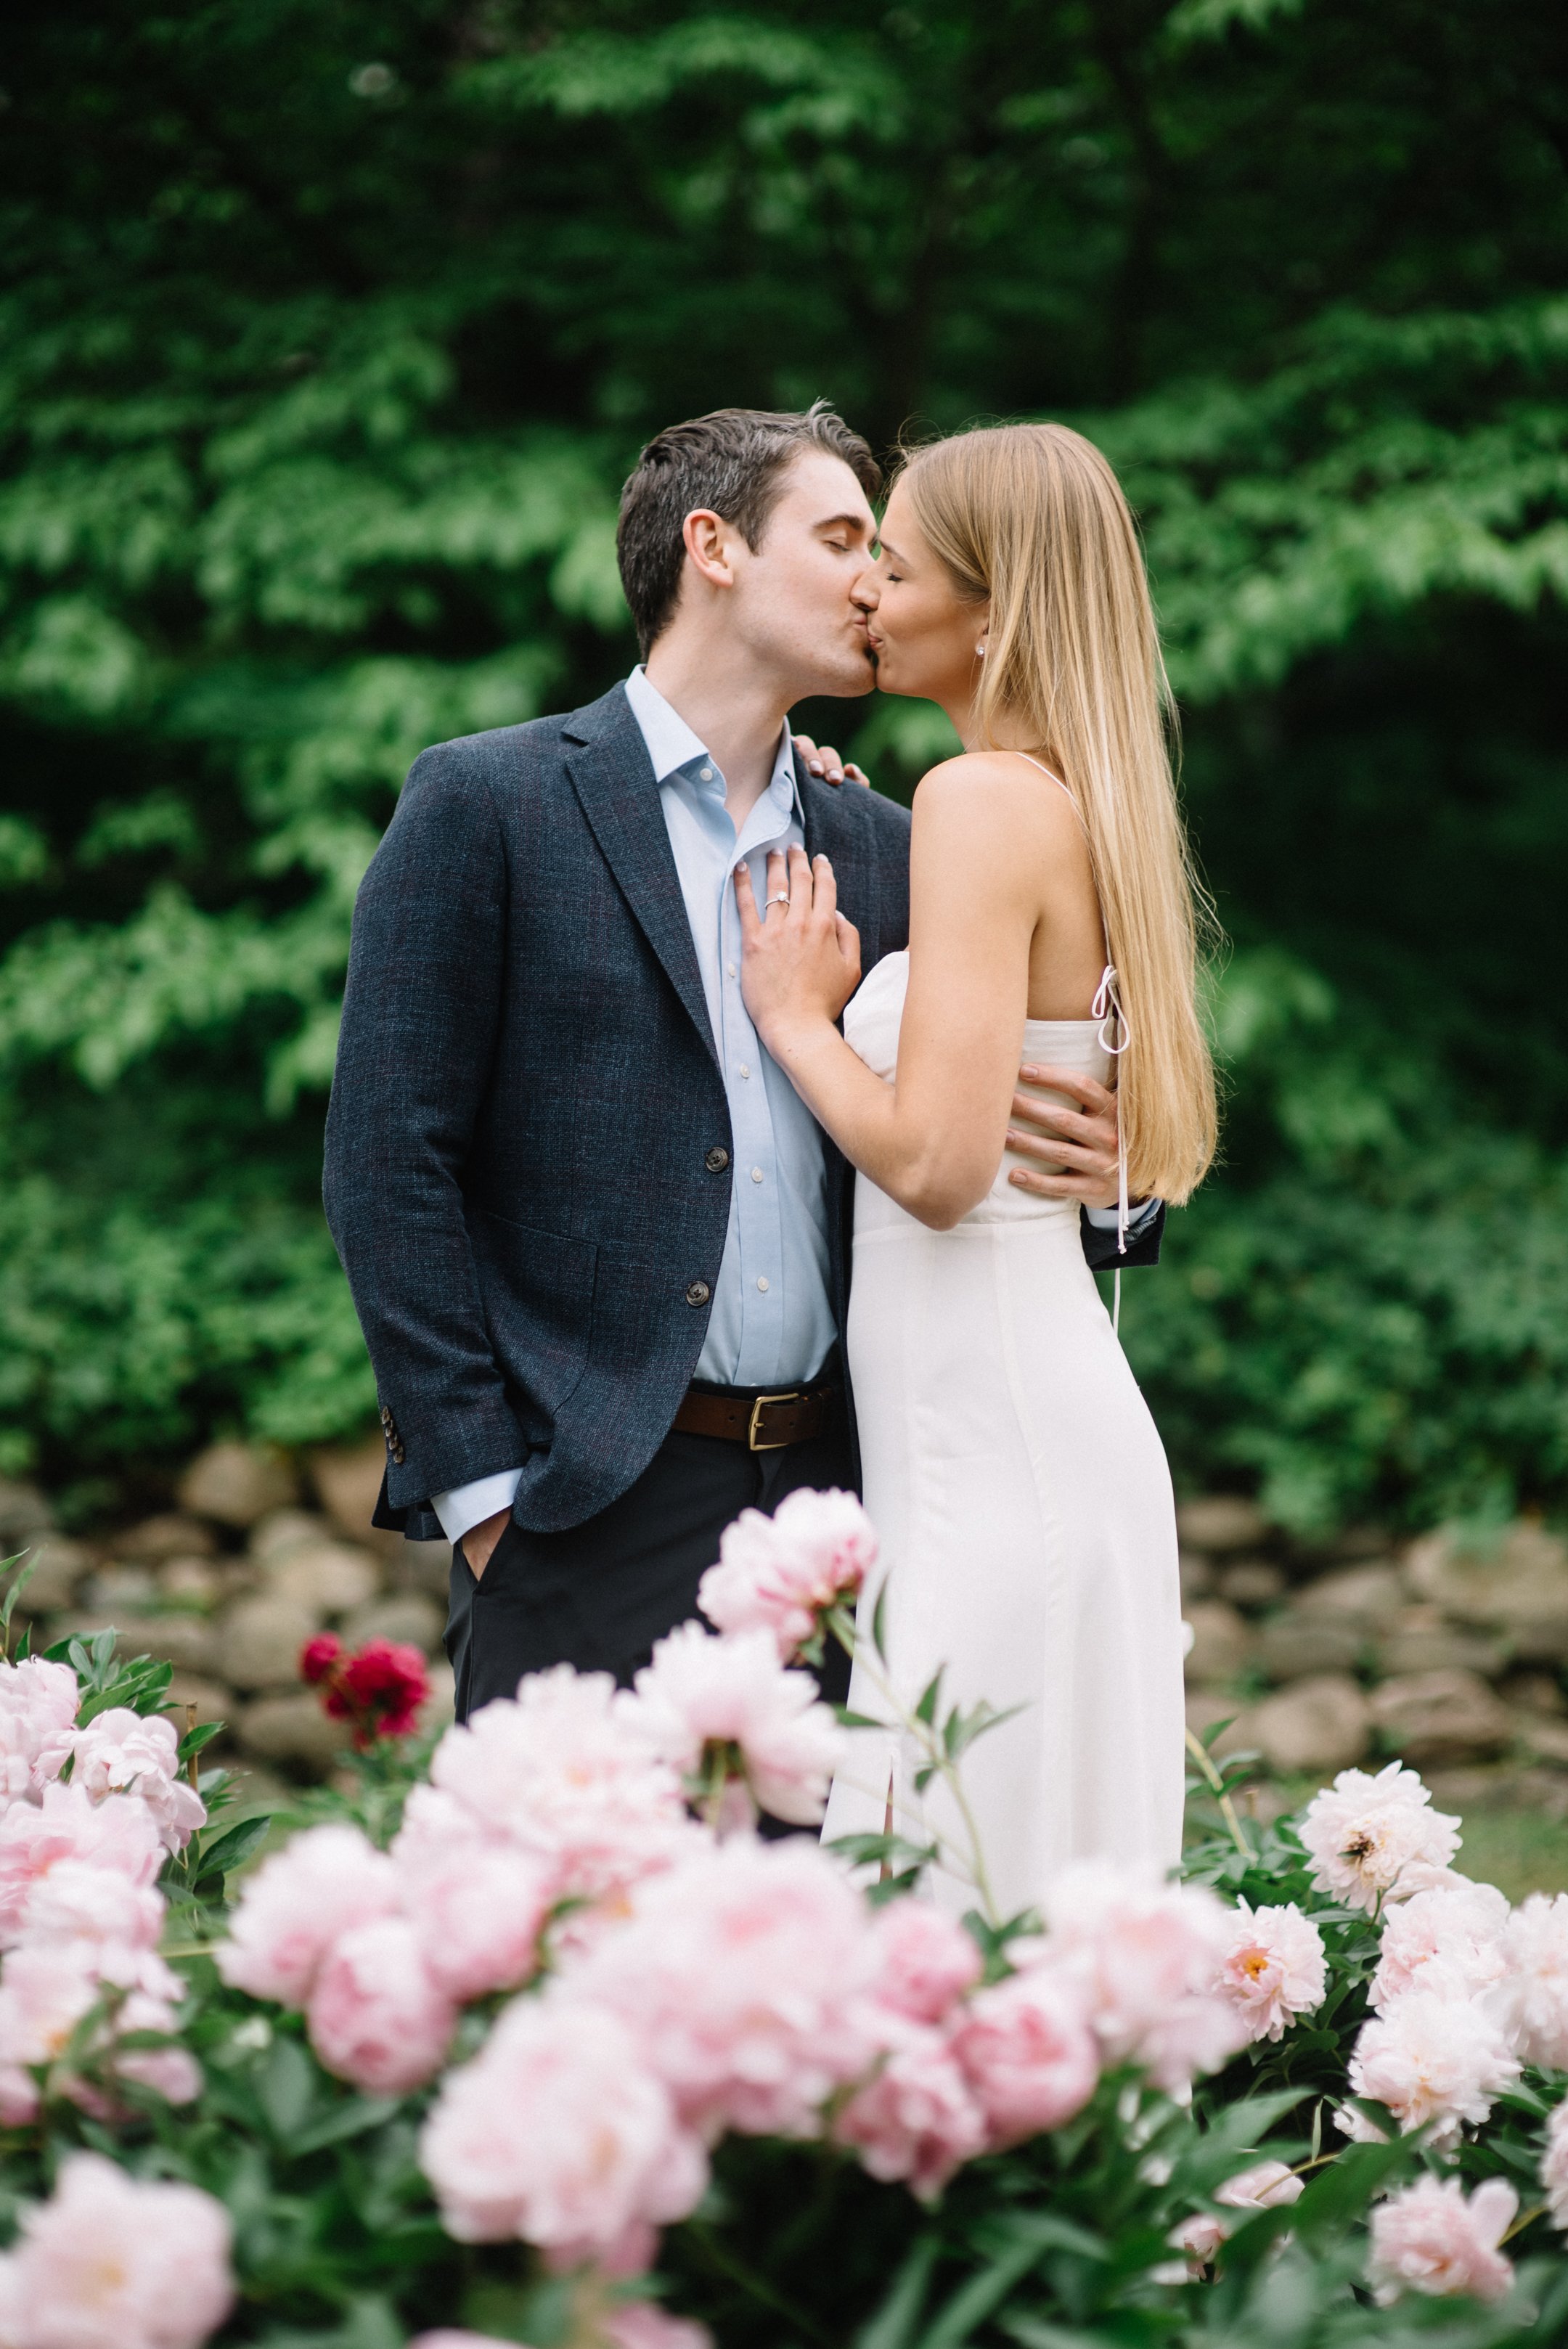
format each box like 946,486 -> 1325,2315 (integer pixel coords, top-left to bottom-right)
685,1279 -> 711,1307
704,1146 -> 730,1173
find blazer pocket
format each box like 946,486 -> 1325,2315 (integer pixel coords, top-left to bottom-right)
469,1207 -> 598,1430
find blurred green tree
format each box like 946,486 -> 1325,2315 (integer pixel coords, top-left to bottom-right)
1,0 -> 1566,1527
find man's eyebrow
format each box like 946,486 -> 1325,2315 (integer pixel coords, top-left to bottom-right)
814,512 -> 874,535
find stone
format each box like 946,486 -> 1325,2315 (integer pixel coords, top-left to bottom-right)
217,1595 -> 319,1691
79,1565 -> 160,1614
178,1442 -> 298,1529
340,1591 -> 444,1656
308,1437 -> 388,1540
128,1614 -> 220,1676
0,1480 -> 52,1541
248,1508 -> 329,1565
1178,1549 -> 1214,1599
1176,1496 -> 1270,1555
416,1659 -> 457,1739
1215,1558 -> 1287,1607
1501,1671 -> 1567,1717
164,1672 -> 232,1731
1295,1564 -> 1408,1624
1256,1611 -> 1368,1682
1376,1606 -> 1507,1680
1249,1675 -> 1371,1774
1516,1717 -> 1568,1769
1184,1688 -> 1259,1762
267,1542 -> 381,1617
1405,1522 -> 1568,1648
390,1541 -> 454,1601
1368,1669 -> 1514,1767
1181,1600 -> 1254,1683
12,1537 -> 94,1614
112,1513 -> 216,1563
158,1557 -> 222,1609
236,1693 -> 352,1778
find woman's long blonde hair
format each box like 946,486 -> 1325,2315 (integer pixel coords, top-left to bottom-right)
899,422 -> 1217,1203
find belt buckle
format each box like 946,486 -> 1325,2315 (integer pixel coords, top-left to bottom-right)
747,1390 -> 803,1451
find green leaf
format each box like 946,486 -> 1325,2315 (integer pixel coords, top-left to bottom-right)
192,1813 -> 274,1883
854,2237 -> 939,2349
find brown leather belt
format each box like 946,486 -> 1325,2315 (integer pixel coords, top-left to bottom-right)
672,1381 -> 840,1452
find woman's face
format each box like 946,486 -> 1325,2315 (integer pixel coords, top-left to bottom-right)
861,478 -> 989,710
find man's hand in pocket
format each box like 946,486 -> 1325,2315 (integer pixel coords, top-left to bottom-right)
461,1507 -> 512,1579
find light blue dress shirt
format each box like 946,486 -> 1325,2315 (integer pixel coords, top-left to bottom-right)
433,667 -> 837,1544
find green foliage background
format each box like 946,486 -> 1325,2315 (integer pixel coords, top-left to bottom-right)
3,0 -> 1567,1532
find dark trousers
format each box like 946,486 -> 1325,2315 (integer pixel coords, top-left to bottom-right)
444,1406 -> 855,1722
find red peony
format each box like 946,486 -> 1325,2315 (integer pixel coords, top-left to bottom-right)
298,1635 -> 430,1748
299,1634 -> 344,1686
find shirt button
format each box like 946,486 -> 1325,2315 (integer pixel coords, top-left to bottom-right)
704,1145 -> 730,1173
751,1166 -> 764,1183
738,1062 -> 751,1079
727,961 -> 736,979
699,767 -> 713,782
685,1279 -> 711,1307
756,1275 -> 769,1293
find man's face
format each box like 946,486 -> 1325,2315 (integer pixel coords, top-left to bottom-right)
722,450 -> 879,699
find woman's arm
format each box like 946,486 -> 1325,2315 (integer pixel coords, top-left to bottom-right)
738,760 -> 1046,1230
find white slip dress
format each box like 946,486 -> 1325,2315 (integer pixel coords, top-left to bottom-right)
820,936 -> 1186,1921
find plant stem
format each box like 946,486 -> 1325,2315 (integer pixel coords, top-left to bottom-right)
1184,1727 -> 1251,1858
824,1604 -> 1001,1925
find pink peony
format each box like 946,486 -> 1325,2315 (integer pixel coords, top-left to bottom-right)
1495,1891 -> 1568,2068
216,1821 -> 399,2006
603,2308 -> 714,2349
110,2045 -> 203,2106
429,1668 -> 690,1903
625,1622 -> 846,1826
0,1658 -> 80,1805
1342,1988 -> 1519,2150
869,1899 -> 983,2024
0,1941 -> 103,2072
1367,2173 -> 1517,2305
1298,1762 -> 1461,1913
0,2149 -> 234,2349
1541,2099 -> 1568,2231
697,1487 -> 877,1659
52,1709 -> 205,1852
0,1786 -> 162,1948
1036,1861 -> 1248,2093
306,1916 -> 457,2093
950,1964 -> 1100,2146
391,1786 -> 553,2003
1215,1900 -> 1328,2043
565,1836 -> 884,2141
420,1996 -> 707,2258
833,2017 -> 987,2197
19,1859 -> 164,1953
1214,2158 -> 1304,2213
1370,1879 -> 1510,2014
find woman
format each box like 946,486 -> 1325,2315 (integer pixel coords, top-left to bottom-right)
735,422 -> 1216,1919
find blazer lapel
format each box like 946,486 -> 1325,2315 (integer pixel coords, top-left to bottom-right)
563,686 -> 718,1067
799,759 -> 883,974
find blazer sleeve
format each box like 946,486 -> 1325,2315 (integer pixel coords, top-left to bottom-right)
323,740 -> 528,1527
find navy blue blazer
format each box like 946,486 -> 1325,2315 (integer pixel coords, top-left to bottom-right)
323,682 -> 1160,1539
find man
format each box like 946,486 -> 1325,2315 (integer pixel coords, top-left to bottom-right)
323,402 -> 1161,1720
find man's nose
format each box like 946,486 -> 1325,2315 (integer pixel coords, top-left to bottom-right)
849,566 -> 881,611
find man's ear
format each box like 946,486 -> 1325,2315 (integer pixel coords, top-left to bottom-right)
682,508 -> 737,591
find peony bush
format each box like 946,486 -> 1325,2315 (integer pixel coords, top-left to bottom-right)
2,1508 -> 1568,2348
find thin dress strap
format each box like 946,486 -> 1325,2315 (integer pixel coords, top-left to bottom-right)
1011,754 -> 1132,1339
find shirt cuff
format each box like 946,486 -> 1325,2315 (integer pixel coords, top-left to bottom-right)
431,1468 -> 523,1546
1084,1196 -> 1162,1234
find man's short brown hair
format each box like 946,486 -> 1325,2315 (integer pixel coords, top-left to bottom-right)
616,401 -> 881,655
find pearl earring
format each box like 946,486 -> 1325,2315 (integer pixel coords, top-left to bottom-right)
976,642 -> 987,657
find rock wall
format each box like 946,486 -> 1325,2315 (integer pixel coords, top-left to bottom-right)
0,1441 -> 454,1797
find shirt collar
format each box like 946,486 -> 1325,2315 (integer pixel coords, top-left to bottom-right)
625,666 -> 799,815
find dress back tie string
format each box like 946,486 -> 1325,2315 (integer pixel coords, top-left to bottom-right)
1091,963 -> 1131,1334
